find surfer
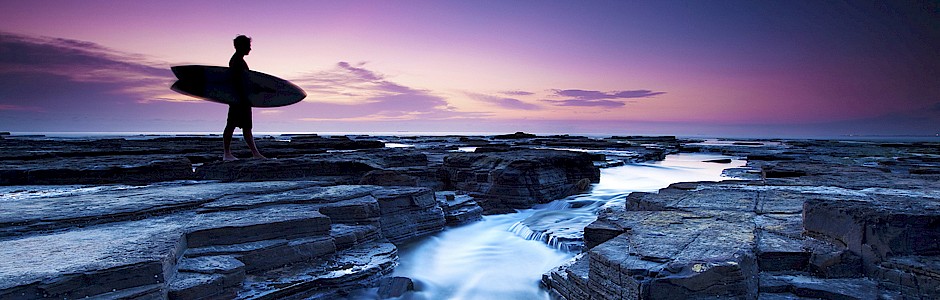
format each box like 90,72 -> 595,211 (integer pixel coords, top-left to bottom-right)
223,35 -> 266,161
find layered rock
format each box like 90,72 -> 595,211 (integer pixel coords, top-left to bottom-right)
0,182 -> 446,299
546,139 -> 940,300
435,191 -> 484,226
0,155 -> 193,185
195,148 -> 430,185
443,149 -> 600,213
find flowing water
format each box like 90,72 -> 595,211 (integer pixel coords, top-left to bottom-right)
381,153 -> 746,300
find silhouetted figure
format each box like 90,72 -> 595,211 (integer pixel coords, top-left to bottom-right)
223,35 -> 266,161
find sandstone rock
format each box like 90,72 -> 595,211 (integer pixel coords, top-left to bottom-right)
359,169 -> 418,186
583,210 -> 758,299
194,148 -> 429,184
0,155 -> 193,185
239,241 -> 398,299
443,149 -> 599,213
435,191 -> 483,226
376,276 -> 414,298
759,273 -> 881,300
0,216 -> 187,300
542,253 -> 591,300
803,195 -> 940,264
0,181 -> 449,299
195,155 -> 378,183
872,256 -> 940,298
168,272 -> 231,300
755,214 -> 809,272
373,187 -> 445,244
809,247 -> 863,278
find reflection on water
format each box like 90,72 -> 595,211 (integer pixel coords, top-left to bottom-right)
390,153 -> 745,300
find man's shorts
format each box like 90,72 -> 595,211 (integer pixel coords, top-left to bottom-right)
226,104 -> 252,129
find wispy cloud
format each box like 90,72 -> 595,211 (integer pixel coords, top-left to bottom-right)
500,90 -> 534,96
542,99 -> 625,108
293,62 -> 489,121
553,89 -> 665,100
467,92 -> 541,110
0,104 -> 44,112
542,88 -> 665,107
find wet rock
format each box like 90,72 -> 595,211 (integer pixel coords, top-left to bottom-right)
435,191 -> 483,226
0,155 -> 193,185
584,210 -> 758,299
703,158 -> 733,163
359,169 -> 418,186
376,276 -> 414,298
195,155 -> 378,183
543,253 -> 591,300
195,149 -> 429,184
755,214 -> 810,272
0,216 -> 187,300
443,149 -> 599,213
373,187 -> 445,244
803,196 -> 940,263
809,247 -> 863,278
239,241 -> 398,299
168,272 -> 232,300
872,256 -> 940,298
759,273 -> 881,300
0,181 -> 449,299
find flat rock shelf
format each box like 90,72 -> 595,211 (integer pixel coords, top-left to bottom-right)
1,133 -> 938,299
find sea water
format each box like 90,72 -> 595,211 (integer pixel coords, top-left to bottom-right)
384,153 -> 746,300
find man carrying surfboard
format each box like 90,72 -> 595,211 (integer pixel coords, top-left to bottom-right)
223,35 -> 265,161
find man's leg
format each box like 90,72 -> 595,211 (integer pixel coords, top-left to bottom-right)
242,128 -> 266,159
223,125 -> 238,161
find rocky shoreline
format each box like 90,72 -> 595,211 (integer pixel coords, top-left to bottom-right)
0,133 -> 937,299
546,139 -> 940,299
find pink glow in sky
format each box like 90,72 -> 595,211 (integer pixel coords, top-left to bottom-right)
1,1 -> 938,137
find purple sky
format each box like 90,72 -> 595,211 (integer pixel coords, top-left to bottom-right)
1,1 -> 938,137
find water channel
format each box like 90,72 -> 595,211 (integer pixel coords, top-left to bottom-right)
366,153 -> 745,299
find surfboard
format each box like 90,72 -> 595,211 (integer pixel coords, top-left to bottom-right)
170,65 -> 306,107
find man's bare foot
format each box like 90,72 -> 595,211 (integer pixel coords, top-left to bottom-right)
252,154 -> 268,159
223,154 -> 239,161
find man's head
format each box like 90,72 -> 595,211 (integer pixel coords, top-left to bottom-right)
234,35 -> 251,55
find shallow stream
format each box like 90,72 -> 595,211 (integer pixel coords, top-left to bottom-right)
385,153 -> 746,299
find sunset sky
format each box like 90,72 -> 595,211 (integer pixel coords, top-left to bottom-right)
1,1 -> 938,137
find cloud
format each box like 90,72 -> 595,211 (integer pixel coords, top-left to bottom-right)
541,99 -> 626,108
500,90 -> 535,96
541,88 -> 665,107
467,93 -> 541,110
0,104 -> 43,112
293,62 -> 489,120
0,32 -> 178,107
553,89 -> 665,100
0,32 -> 232,132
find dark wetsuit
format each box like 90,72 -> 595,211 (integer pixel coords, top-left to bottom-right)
227,55 -> 252,129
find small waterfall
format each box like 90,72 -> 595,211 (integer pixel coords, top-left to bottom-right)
508,219 -> 583,252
